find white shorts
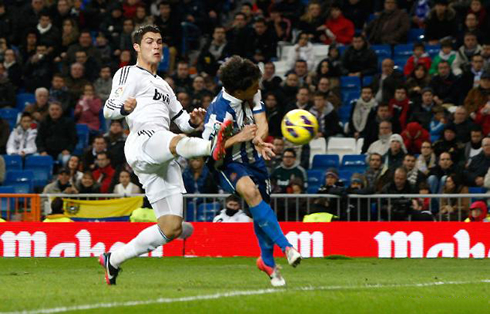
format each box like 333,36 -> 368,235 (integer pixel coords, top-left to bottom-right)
152,193 -> 183,218
125,130 -> 186,204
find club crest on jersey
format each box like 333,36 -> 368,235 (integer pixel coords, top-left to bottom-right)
153,89 -> 170,104
114,87 -> 123,98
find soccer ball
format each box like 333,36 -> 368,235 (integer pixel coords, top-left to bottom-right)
281,109 -> 319,145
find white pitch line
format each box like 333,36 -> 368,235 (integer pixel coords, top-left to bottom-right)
3,280 -> 490,314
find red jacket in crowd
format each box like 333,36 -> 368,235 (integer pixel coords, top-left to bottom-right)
324,14 -> 355,45
93,165 -> 116,193
404,54 -> 431,77
402,122 -> 430,154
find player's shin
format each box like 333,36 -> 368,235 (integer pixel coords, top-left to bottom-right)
253,220 -> 275,267
110,224 -> 171,268
175,136 -> 212,158
249,200 -> 292,251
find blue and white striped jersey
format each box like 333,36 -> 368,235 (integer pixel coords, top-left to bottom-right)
203,88 -> 266,167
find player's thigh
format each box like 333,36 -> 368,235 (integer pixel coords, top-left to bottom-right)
153,194 -> 184,237
142,130 -> 179,165
236,176 -> 263,206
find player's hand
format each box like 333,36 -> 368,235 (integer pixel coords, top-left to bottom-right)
238,124 -> 257,142
253,137 -> 275,161
190,108 -> 206,127
124,97 -> 137,113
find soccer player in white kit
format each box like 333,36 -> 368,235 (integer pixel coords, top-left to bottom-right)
98,25 -> 232,285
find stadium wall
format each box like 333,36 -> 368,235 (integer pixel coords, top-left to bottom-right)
1,222 -> 490,258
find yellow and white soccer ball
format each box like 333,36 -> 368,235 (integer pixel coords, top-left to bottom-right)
281,109 -> 319,145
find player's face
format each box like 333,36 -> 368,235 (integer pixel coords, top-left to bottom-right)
135,32 -> 163,65
239,80 -> 260,101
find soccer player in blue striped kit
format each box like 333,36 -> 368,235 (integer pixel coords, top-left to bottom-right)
203,56 -> 302,286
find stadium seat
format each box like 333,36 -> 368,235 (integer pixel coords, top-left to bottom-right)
309,138 -> 327,166
339,169 -> 354,185
425,44 -> 440,59
394,44 -> 414,59
371,45 -> 392,60
338,103 -> 353,124
15,93 -> 35,111
342,91 -> 360,105
327,137 -> 357,158
341,154 -> 367,172
394,58 -> 408,71
74,124 -> 90,155
337,45 -> 347,56
356,138 -> 364,154
25,155 -> 54,188
362,76 -> 373,86
307,169 -> 325,187
186,202 -> 196,222
408,29 -> 425,42
4,170 -> 34,193
3,155 -> 22,170
280,45 -> 294,60
340,76 -> 361,93
306,185 -> 320,194
273,60 -> 289,78
0,108 -> 19,130
311,154 -> 340,170
469,187 -> 487,194
196,202 -> 221,222
0,186 -> 15,218
312,44 -> 329,65
157,46 -> 170,72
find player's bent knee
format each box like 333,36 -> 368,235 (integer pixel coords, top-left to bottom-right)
157,216 -> 183,240
236,178 -> 262,205
169,134 -> 186,156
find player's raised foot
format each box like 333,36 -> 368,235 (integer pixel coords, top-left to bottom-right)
99,252 -> 120,285
211,120 -> 233,161
256,257 -> 286,287
285,246 -> 302,268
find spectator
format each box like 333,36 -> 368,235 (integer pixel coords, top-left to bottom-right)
410,0 -> 431,28
429,60 -> 459,105
113,170 -> 141,194
365,0 -> 410,45
433,124 -> 465,164
171,61 -> 192,93
341,34 -> 378,77
113,18 -> 135,55
363,103 -> 401,152
74,83 -> 102,133
286,87 -> 311,112
286,32 -> 315,71
384,134 -> 407,172
72,50 -> 99,82
457,13 -> 484,47
261,62 -> 282,96
465,200 -> 490,222
42,168 -> 77,194
0,154 -> 4,184
367,121 -> 393,156
342,0 -> 370,30
182,157 -> 218,194
0,1 -> 12,42
43,197 -> 73,222
459,54 -> 485,104
345,173 -> 373,220
0,62 -> 14,108
406,64 -> 431,106
264,93 -> 283,138
103,120 -> 126,169
281,72 -> 300,104
403,154 -> 427,190
380,167 -> 416,220
94,65 -> 112,104
416,141 -> 437,175
464,137 -> 490,187
409,87 -> 435,131
226,12 -> 253,58
372,59 -> 404,104
271,148 -> 307,193
452,32 -> 482,76
249,18 -> 278,63
365,153 -> 387,192
67,155 -> 83,187
19,29 -> 38,64
428,152 -> 458,193
389,86 -> 411,130
424,0 -> 458,45
402,122 -> 430,154
197,26 -> 230,77
347,86 -> 377,138
403,42 -> 431,77
37,9 -> 60,54
49,73 -> 72,114
94,32 -> 112,65
324,45 -> 343,79
23,44 -> 54,92
464,125 -> 483,159
6,112 -> 37,157
316,77 -> 341,108
429,39 -> 457,75
36,102 -> 77,166
93,151 -> 115,193
65,62 -> 90,102
464,70 -> 490,116
0,117 -> 8,154
452,106 -> 475,143
265,137 -> 285,174
58,18 -> 79,55
430,105 -> 447,142
65,30 -> 102,67
13,0 -> 46,45
320,3 -> 354,45
309,91 -> 343,140
75,170 -> 101,194
3,49 -> 22,88
213,195 -> 251,222
314,168 -> 346,217
440,173 -> 469,220
82,135 -> 107,170
268,8 -> 292,42
316,60 -> 342,88
25,87 -> 49,123
297,1 -> 325,42
411,183 -> 435,221
482,40 -> 490,70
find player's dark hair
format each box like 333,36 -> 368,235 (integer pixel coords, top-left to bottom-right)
219,56 -> 261,93
133,25 -> 161,45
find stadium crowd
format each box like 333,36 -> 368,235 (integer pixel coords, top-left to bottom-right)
1,0 -> 490,222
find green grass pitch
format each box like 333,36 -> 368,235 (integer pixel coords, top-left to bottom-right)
1,257 -> 490,313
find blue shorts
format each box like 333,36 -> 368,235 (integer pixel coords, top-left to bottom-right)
218,162 -> 271,203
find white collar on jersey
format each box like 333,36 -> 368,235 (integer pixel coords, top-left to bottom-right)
221,88 -> 244,107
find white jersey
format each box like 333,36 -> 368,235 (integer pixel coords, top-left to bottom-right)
213,209 -> 251,223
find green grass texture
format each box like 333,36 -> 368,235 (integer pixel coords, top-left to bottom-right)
1,257 -> 490,313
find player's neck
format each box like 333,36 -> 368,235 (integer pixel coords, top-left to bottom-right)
136,60 -> 157,75
224,88 -> 245,102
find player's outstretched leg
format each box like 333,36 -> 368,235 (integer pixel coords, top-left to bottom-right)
254,222 -> 286,286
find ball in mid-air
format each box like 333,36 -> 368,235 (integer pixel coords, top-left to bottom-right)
281,109 -> 319,145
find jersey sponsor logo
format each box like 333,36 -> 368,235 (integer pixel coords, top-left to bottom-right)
153,89 -> 170,104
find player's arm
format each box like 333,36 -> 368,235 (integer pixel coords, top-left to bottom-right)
251,92 -> 275,160
169,92 -> 203,133
103,67 -> 137,120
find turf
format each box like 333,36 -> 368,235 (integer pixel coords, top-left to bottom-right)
1,258 -> 490,313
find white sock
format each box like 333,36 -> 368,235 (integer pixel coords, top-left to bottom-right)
110,224 -> 170,268
175,137 -> 211,159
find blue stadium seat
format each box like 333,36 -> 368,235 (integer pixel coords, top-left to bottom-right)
3,155 -> 22,170
4,170 -> 34,193
306,185 -> 320,194
425,44 -> 441,59
338,103 -> 353,124
469,187 -> 486,194
25,155 -> 54,188
362,76 -> 373,86
340,76 -> 361,92
186,202 -> 196,222
196,202 -> 221,222
394,44 -> 414,59
312,154 -> 339,170
15,93 -> 35,111
0,186 -> 15,218
339,169 -> 354,186
394,58 -> 408,71
74,124 -> 90,155
157,46 -> 170,72
341,91 -> 360,106
341,154 -> 367,172
371,45 -> 392,60
0,108 -> 19,130
307,169 -> 325,187
337,45 -> 347,56
408,29 -> 425,42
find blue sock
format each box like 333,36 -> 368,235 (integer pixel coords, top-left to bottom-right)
253,220 -> 275,267
249,200 -> 292,251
